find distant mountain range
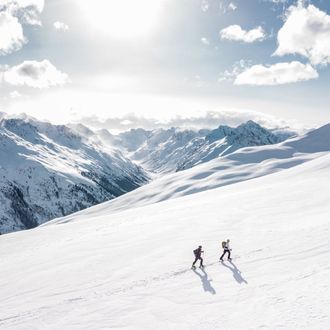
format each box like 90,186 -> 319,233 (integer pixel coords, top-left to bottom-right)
99,120 -> 294,173
0,115 -> 295,234
100,123 -> 330,214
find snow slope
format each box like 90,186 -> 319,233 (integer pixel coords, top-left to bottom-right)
81,123 -> 330,215
1,149 -> 330,329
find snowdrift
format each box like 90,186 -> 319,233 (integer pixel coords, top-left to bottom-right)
1,150 -> 330,329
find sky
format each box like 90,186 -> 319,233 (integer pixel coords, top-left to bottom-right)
0,0 -> 330,131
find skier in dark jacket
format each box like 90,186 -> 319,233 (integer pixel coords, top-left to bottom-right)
192,245 -> 204,268
220,239 -> 232,261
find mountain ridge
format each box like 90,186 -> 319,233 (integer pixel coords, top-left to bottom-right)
81,122 -> 330,216
112,120 -> 293,173
0,114 -> 303,234
0,117 -> 149,234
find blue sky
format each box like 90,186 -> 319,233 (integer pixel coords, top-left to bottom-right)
0,0 -> 330,131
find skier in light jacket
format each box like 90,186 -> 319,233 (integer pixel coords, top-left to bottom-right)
220,239 -> 232,261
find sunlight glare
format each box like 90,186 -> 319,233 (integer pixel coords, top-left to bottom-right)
79,0 -> 166,38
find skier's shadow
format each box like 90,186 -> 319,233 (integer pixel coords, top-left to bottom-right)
192,268 -> 216,295
221,260 -> 248,284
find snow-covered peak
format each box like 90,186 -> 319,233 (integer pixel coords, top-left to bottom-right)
206,120 -> 280,144
114,121 -> 289,173
0,118 -> 149,234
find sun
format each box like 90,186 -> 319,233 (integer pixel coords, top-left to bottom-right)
78,0 -> 166,39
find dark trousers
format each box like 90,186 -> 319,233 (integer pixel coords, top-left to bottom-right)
220,249 -> 231,260
192,256 -> 203,267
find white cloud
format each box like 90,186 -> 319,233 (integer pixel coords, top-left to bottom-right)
201,37 -> 210,46
201,0 -> 209,12
234,61 -> 318,86
53,21 -> 69,31
269,0 -> 288,4
219,59 -> 250,82
0,0 -> 43,11
0,11 -> 25,55
228,2 -> 237,12
5,88 -> 308,133
219,1 -> 238,14
76,110 -> 302,133
0,1 -> 44,55
9,90 -> 22,98
220,25 -> 266,43
3,60 -> 69,88
0,0 -> 44,25
274,3 -> 330,65
12,0 -> 44,12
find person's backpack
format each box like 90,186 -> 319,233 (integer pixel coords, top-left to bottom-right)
193,248 -> 199,257
221,241 -> 226,249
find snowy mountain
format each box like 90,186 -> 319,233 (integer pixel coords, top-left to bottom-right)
1,133 -> 329,328
0,117 -> 149,234
176,120 -> 286,171
86,123 -> 330,215
114,121 -> 290,173
0,115 -> 295,234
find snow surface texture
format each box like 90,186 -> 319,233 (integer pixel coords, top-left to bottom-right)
72,123 -> 330,217
0,117 -> 148,234
1,145 -> 330,329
